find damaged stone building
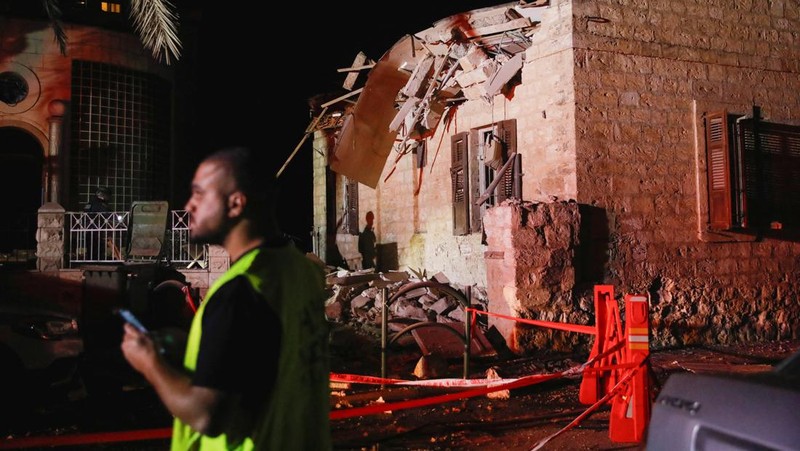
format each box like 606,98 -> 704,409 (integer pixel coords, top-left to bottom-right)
308,0 -> 800,352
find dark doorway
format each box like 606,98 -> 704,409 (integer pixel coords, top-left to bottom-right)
0,127 -> 43,255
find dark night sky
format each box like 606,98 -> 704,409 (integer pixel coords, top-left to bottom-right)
183,2 -> 501,250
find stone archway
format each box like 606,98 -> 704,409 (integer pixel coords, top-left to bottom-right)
0,127 -> 43,257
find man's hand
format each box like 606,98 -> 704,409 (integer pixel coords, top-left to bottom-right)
119,322 -> 227,436
121,322 -> 160,374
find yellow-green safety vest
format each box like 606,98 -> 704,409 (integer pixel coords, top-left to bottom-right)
171,243 -> 331,450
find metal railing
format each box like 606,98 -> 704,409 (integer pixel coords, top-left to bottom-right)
66,210 -> 208,269
169,210 -> 209,269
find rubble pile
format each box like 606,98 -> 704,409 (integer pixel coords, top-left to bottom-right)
324,268 -> 489,331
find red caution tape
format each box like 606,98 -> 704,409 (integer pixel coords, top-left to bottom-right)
330,337 -> 626,420
330,371 -> 566,420
330,372 -> 521,388
330,372 -> 407,385
181,285 -> 197,313
0,427 -> 172,450
466,307 -> 596,335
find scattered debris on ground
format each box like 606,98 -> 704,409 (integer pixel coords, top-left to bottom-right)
324,267 -> 800,450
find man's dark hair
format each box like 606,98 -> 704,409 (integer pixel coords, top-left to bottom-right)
205,146 -> 278,221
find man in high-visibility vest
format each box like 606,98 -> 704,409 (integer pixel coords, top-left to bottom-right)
121,146 -> 331,450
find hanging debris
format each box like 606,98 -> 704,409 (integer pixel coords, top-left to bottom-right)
316,2 -> 546,188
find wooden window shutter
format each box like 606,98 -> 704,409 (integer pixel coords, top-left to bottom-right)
469,129 -> 482,233
495,119 -> 518,203
345,178 -> 359,235
451,132 -> 469,235
705,111 -> 733,230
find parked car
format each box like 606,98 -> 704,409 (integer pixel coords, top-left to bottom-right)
0,294 -> 84,426
645,346 -> 800,450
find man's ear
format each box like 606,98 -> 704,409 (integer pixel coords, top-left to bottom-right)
227,191 -> 246,218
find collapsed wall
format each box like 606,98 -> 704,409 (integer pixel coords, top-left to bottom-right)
483,200 -> 592,354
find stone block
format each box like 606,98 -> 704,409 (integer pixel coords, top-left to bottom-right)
209,256 -> 229,272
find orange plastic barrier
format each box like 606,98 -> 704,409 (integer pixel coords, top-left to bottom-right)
608,294 -> 651,443
579,285 -> 625,404
575,287 -> 652,444
468,285 -> 652,447
469,285 -> 652,444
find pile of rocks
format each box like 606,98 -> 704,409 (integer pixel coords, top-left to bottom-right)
323,269 -> 489,330
323,268 -> 503,379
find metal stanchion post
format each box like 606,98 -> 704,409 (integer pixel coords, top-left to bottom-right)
463,285 -> 471,379
381,286 -> 388,384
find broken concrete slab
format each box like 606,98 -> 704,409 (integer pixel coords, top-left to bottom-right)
411,321 -> 496,359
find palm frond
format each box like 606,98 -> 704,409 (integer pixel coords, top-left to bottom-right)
41,0 -> 68,56
129,0 -> 182,65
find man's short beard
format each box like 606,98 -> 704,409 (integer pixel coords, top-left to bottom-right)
191,227 -> 227,246
191,213 -> 237,246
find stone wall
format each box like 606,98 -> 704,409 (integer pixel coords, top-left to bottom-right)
36,202 -> 65,272
483,201 -> 591,354
571,0 -> 800,347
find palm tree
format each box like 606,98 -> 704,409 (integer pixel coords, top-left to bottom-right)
42,0 -> 181,65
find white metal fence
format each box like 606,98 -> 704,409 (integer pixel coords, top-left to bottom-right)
66,210 -> 208,269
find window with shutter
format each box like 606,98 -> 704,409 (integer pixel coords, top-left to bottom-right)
450,120 -> 521,236
473,120 -> 521,228
737,113 -> 800,237
704,106 -> 800,241
451,132 -> 470,235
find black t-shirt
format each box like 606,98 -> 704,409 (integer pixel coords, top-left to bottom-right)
193,275 -> 281,409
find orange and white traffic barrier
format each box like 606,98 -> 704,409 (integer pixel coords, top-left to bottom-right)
608,293 -> 651,443
579,285 -> 625,405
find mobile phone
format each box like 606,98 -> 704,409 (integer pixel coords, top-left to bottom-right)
116,308 -> 148,333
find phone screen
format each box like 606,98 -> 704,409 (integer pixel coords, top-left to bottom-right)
116,308 -> 148,333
